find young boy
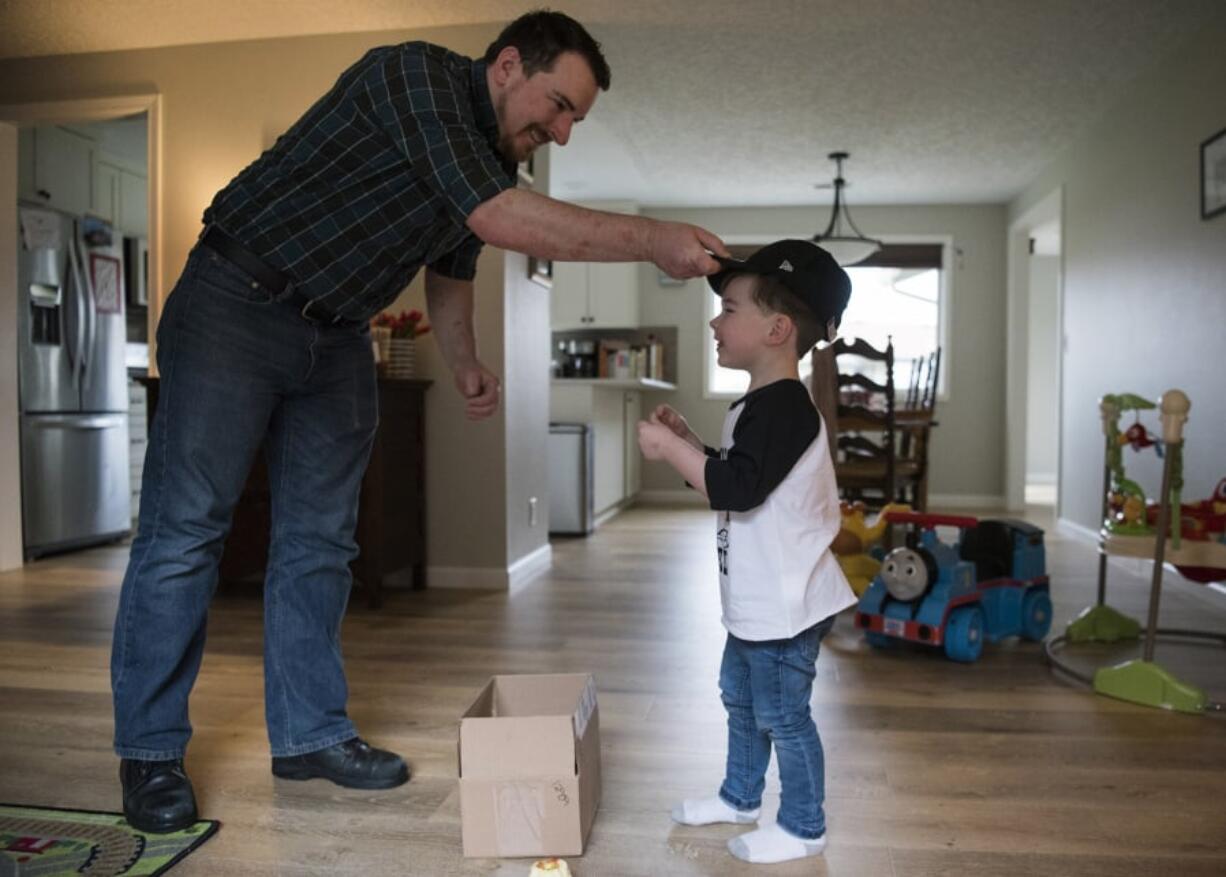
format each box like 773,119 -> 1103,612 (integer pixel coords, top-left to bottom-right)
637,239 -> 856,864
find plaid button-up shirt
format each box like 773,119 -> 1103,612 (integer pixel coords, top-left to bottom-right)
203,42 -> 518,322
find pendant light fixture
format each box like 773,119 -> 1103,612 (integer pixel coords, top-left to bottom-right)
812,151 -> 881,266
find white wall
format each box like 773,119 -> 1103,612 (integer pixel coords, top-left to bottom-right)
0,123 -> 21,570
1025,253 -> 1059,487
1010,11 -> 1226,530
636,204 -> 1008,505
503,247 -> 552,570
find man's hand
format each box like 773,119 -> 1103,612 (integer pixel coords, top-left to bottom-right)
453,360 -> 501,420
649,221 -> 728,280
650,404 -> 702,451
637,419 -> 673,460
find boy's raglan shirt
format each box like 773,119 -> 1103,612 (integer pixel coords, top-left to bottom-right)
705,379 -> 857,640
705,380 -> 819,511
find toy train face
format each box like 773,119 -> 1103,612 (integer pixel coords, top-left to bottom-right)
855,517 -> 1052,662
880,547 -> 938,602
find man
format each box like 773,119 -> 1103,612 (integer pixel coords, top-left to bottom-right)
112,10 -> 727,834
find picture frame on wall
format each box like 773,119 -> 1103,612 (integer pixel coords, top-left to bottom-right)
528,255 -> 552,288
1201,126 -> 1226,220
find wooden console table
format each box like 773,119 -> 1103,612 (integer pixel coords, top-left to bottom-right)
137,377 -> 430,608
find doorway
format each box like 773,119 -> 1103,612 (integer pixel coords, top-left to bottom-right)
1005,188 -> 1064,516
1024,220 -> 1061,508
0,94 -> 160,570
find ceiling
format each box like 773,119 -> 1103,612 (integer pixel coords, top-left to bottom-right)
2,0 -> 1220,207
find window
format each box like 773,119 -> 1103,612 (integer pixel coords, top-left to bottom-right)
705,242 -> 946,398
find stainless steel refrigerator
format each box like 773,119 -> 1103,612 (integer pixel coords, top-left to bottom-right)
18,204 -> 130,557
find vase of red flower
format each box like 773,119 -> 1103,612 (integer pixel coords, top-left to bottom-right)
371,309 -> 430,378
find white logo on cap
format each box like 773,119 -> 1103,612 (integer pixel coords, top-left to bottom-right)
779,260 -> 793,272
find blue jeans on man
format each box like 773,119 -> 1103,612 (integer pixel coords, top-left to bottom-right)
717,615 -> 836,841
111,243 -> 377,761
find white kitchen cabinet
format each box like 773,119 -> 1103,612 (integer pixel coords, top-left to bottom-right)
622,391 -> 641,500
119,169 -> 148,237
589,261 -> 639,327
22,126 -> 95,216
551,260 -> 639,329
551,382 -> 654,521
550,260 -> 590,329
93,160 -> 121,225
93,157 -> 148,237
591,389 -> 624,515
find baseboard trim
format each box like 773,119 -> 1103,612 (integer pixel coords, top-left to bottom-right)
1056,517 -> 1099,544
428,543 -> 552,591
635,489 -> 707,506
1057,516 -> 1155,578
508,543 -> 552,592
426,566 -> 507,590
928,493 -> 1007,510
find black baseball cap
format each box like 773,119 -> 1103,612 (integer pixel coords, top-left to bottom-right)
708,239 -> 852,335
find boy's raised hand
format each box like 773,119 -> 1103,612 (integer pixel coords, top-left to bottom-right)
651,405 -> 703,451
637,419 -> 672,460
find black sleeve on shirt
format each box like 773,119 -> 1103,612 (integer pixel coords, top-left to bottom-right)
704,380 -> 821,512
683,445 -> 720,490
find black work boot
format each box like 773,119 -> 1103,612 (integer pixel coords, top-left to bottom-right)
119,758 -> 199,833
271,737 -> 409,789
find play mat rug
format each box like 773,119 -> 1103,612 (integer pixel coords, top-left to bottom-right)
0,804 -> 218,876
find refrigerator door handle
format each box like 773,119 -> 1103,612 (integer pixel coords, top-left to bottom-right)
67,228 -> 91,392
72,229 -> 96,390
26,414 -> 122,431
58,272 -> 76,377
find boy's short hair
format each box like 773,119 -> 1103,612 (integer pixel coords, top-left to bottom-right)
484,10 -> 611,90
708,240 -> 851,356
744,275 -> 825,357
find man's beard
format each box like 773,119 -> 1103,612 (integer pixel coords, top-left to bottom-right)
497,127 -> 544,163
497,132 -> 527,163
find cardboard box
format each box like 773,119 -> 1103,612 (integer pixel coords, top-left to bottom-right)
458,673 -> 601,858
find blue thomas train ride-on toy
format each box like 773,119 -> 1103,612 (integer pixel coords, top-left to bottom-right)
854,511 -> 1052,662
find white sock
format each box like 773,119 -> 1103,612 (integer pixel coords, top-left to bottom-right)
727,823 -> 826,864
670,796 -> 760,826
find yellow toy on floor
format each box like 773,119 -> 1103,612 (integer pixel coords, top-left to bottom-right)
530,859 -> 572,877
832,501 -> 910,595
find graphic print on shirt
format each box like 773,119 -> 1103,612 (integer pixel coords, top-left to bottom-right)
717,524 -> 729,575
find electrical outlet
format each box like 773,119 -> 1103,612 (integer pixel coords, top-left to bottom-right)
528,496 -> 538,527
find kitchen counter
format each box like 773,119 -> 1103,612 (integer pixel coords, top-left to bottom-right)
551,377 -> 676,391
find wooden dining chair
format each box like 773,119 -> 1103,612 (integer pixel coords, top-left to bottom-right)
897,347 -> 941,510
828,337 -> 900,510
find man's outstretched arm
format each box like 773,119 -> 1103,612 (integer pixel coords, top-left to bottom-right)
467,188 -> 727,279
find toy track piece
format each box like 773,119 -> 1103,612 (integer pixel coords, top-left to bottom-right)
1045,628 -> 1226,714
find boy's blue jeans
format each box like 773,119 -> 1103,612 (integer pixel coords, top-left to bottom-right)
111,243 -> 377,760
718,615 -> 836,840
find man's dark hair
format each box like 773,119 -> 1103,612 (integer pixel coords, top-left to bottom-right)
744,275 -> 825,358
484,10 -> 611,90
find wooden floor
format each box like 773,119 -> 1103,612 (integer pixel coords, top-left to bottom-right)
2,505 -> 1226,876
